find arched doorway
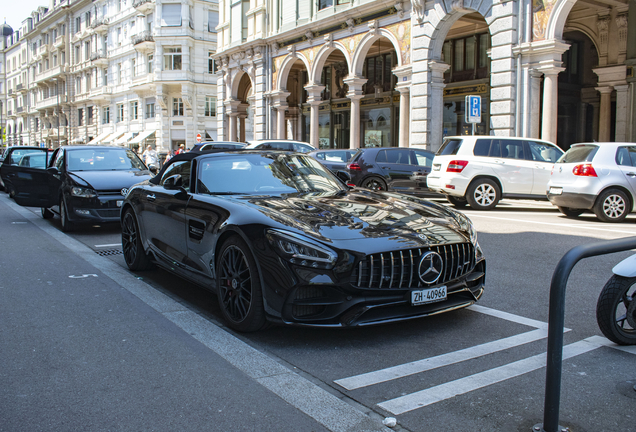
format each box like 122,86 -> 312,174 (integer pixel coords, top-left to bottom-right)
236,73 -> 253,142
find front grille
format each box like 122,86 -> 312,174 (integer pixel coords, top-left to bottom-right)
351,243 -> 475,289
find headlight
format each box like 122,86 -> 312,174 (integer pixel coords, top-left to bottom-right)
266,230 -> 337,269
454,211 -> 478,245
71,186 -> 97,198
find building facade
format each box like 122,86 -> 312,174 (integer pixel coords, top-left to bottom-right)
215,0 -> 635,151
1,0 -> 219,155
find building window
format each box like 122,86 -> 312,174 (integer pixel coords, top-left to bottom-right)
172,97 -> 183,116
53,54 -> 57,67
103,106 -> 110,124
147,54 -> 154,74
117,103 -> 124,122
117,63 -> 122,83
208,52 -> 218,74
205,97 -> 216,116
361,52 -> 396,95
163,48 -> 182,70
78,108 -> 83,126
84,41 -> 90,60
117,27 -> 122,46
75,45 -> 80,63
87,106 -> 93,125
103,68 -> 108,86
161,4 -> 182,26
76,76 -> 81,94
146,101 -> 155,118
75,16 -> 81,33
130,101 -> 138,120
131,58 -> 136,77
442,33 -> 490,83
208,10 -> 218,32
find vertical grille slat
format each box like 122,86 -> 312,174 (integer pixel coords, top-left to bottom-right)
351,243 -> 476,289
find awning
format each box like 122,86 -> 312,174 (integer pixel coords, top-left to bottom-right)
114,132 -> 134,145
103,132 -> 124,145
86,131 -> 111,145
129,130 -> 156,144
205,130 -> 216,139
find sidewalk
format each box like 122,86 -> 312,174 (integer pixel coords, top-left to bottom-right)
0,195 -> 389,432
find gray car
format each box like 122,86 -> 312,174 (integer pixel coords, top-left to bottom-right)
547,142 -> 636,222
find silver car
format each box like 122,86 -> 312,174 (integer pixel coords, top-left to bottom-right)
547,142 -> 636,222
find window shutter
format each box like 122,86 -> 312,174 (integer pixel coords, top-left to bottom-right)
161,4 -> 181,27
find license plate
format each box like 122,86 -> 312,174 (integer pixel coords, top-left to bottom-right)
549,187 -> 563,195
116,200 -> 123,207
411,286 -> 447,306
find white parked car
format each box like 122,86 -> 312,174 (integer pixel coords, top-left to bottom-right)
547,142 -> 636,222
427,136 -> 563,210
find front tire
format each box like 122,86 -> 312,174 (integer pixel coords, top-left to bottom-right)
596,275 -> 636,345
361,176 -> 387,192
59,197 -> 74,232
594,188 -> 630,223
217,236 -> 266,332
557,206 -> 584,218
121,209 -> 154,271
466,179 -> 500,210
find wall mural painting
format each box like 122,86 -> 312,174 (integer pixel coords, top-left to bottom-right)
272,55 -> 284,89
386,21 -> 411,65
533,0 -> 557,41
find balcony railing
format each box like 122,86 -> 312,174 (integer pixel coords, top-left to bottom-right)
35,65 -> 66,83
36,95 -> 68,110
16,107 -> 24,113
132,31 -> 154,45
133,0 -> 155,13
90,18 -> 109,33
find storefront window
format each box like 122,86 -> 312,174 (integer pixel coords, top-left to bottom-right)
361,107 -> 392,147
442,101 -> 488,136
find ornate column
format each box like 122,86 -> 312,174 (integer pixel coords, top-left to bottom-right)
540,67 -> 564,144
428,61 -> 449,150
596,86 -> 613,142
270,90 -> 290,140
344,76 -> 367,149
529,69 -> 543,138
238,102 -> 249,142
304,84 -> 324,149
393,65 -> 412,148
224,98 -> 241,142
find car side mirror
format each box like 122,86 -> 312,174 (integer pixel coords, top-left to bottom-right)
163,174 -> 183,190
46,167 -> 60,175
336,170 -> 351,185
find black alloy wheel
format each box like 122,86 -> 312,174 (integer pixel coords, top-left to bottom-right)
361,177 -> 387,191
59,197 -> 74,232
594,188 -> 630,223
466,179 -> 500,210
557,206 -> 584,218
41,207 -> 54,219
596,275 -> 636,345
121,209 -> 154,271
217,236 -> 266,332
447,196 -> 468,208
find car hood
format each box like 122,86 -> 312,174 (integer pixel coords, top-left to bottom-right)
235,189 -> 470,248
69,169 -> 153,191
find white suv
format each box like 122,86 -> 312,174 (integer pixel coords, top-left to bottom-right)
426,136 -> 563,210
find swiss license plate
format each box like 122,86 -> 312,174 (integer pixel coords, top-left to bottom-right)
411,286 -> 447,306
549,187 -> 563,195
116,200 -> 123,207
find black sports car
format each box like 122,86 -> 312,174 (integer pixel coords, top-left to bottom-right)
121,150 -> 486,331
11,145 -> 153,231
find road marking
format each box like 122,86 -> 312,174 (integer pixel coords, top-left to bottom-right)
464,213 -> 636,235
378,337 -> 602,415
69,274 -> 99,278
336,328 -> 550,390
468,304 -> 556,330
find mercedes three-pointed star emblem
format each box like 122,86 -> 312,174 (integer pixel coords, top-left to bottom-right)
418,251 -> 443,284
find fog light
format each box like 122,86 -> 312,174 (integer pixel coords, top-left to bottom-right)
75,209 -> 91,215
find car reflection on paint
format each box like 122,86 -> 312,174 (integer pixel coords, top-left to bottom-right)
120,149 -> 486,332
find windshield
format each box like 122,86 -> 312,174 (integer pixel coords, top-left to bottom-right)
67,148 -> 147,171
556,144 -> 598,164
197,153 -> 346,195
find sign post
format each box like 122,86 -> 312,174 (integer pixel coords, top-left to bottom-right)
465,95 -> 481,135
196,133 -> 202,143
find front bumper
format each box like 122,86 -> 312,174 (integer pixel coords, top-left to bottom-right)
272,258 -> 486,327
66,194 -> 125,224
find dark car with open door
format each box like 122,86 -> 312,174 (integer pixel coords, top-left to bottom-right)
10,145 -> 153,231
0,146 -> 51,197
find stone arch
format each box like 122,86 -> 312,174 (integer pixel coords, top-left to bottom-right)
309,42 -> 350,84
276,53 -> 311,91
229,69 -> 253,101
350,29 -> 402,77
563,21 -> 600,57
546,0 -> 578,41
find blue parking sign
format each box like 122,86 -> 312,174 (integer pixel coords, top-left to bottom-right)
465,95 -> 481,123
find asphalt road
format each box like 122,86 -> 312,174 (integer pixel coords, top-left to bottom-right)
2,194 -> 636,432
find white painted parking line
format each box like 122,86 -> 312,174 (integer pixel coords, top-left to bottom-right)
336,328 -> 550,390
378,338 -> 601,415
468,304 -> 555,330
585,335 -> 636,355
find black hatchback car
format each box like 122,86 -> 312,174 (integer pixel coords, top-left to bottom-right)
346,147 -> 436,196
120,149 -> 485,332
10,145 -> 153,231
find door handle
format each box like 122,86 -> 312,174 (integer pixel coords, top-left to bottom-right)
146,194 -> 156,201
627,173 -> 636,177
